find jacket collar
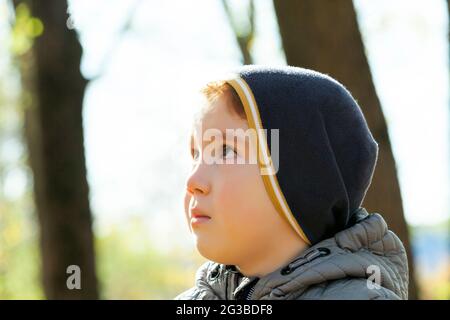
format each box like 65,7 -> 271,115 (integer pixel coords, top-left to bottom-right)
194,208 -> 408,299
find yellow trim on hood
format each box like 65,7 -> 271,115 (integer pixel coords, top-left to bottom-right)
226,76 -> 311,245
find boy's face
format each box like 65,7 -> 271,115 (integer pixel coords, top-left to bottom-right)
184,94 -> 294,266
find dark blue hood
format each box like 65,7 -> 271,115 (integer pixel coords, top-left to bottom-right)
225,65 -> 379,245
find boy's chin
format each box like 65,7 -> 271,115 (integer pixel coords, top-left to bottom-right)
194,237 -> 236,265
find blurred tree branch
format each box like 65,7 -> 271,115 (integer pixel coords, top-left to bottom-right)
221,0 -> 255,65
90,0 -> 143,80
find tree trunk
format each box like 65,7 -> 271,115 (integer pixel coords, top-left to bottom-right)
15,0 -> 98,299
273,0 -> 418,299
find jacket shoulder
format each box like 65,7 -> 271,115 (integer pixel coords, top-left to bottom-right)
174,261 -> 220,300
174,286 -> 202,300
299,278 -> 402,300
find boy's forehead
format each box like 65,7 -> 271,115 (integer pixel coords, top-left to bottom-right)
194,95 -> 224,123
192,96 -> 245,131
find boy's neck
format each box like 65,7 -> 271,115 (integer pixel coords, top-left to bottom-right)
235,238 -> 310,278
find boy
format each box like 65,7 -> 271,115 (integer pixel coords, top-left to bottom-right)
176,65 -> 409,300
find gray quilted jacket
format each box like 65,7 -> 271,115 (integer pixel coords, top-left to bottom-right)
175,208 -> 409,300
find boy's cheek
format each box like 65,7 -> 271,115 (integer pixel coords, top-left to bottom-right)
215,172 -> 256,216
216,169 -> 247,198
219,164 -> 261,197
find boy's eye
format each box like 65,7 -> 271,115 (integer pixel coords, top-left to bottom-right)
190,145 -> 236,162
191,148 -> 200,160
222,144 -> 236,159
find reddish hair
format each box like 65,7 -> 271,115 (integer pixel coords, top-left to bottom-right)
200,80 -> 246,119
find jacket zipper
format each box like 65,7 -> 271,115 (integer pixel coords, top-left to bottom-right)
237,278 -> 259,300
234,278 -> 258,300
245,282 -> 257,300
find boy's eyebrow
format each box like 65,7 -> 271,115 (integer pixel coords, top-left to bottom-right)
190,129 -> 248,150
222,129 -> 251,145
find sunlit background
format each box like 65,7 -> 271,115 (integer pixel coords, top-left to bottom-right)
0,0 -> 449,299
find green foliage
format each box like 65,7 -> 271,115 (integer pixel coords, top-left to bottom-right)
95,218 -> 203,299
10,3 -> 43,56
0,208 -> 203,299
0,23 -> 43,298
0,196 -> 43,299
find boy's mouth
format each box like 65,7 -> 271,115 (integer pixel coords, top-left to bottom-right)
190,207 -> 211,219
190,207 -> 211,226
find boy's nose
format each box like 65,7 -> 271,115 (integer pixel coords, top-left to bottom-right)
186,164 -> 211,196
